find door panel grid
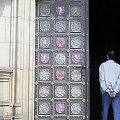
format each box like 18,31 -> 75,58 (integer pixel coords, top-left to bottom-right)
35,0 -> 89,120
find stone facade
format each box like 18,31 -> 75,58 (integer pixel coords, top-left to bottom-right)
0,0 -> 35,119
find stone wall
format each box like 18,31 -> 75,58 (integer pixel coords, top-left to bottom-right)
0,0 -> 35,119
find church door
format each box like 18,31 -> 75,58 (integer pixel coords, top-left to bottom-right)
35,0 -> 89,119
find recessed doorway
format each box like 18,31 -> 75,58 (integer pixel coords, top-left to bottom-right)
90,0 -> 120,120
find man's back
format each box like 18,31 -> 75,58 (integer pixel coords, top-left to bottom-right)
102,60 -> 120,85
99,51 -> 120,120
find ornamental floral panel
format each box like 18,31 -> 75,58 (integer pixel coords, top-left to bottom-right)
71,103 -> 81,114
70,20 -> 81,33
70,84 -> 83,98
70,100 -> 85,115
71,69 -> 81,81
39,37 -> 51,49
39,69 -> 50,81
39,86 -> 50,97
54,53 -> 67,65
35,0 -> 89,120
55,21 -> 67,33
38,101 -> 51,115
70,36 -> 84,49
39,68 -> 53,81
55,85 -> 67,98
39,4 -> 51,16
70,5 -> 83,17
40,21 -> 51,32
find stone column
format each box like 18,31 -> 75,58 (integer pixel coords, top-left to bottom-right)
9,0 -> 35,120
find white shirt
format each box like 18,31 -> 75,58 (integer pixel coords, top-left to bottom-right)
99,60 -> 120,94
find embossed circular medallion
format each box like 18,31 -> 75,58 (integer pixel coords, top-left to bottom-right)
39,102 -> 50,114
71,103 -> 81,114
71,70 -> 81,81
55,53 -> 66,64
39,86 -> 50,97
55,86 -> 66,97
40,37 -> 50,48
71,37 -> 81,48
39,69 -> 50,81
71,86 -> 82,97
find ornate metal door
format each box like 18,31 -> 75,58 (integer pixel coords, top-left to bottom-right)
35,0 -> 89,120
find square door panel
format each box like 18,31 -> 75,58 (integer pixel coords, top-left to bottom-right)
38,100 -> 52,115
39,51 -> 52,65
39,4 -> 51,17
39,20 -> 52,32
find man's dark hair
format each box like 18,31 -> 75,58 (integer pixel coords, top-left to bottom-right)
107,51 -> 116,60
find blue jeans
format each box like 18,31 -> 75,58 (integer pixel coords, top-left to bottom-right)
102,92 -> 120,120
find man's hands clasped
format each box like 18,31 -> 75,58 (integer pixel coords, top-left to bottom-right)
109,91 -> 116,98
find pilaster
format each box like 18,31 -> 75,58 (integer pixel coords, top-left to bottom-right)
10,0 -> 35,120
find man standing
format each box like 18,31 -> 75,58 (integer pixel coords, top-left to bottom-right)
99,51 -> 120,120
